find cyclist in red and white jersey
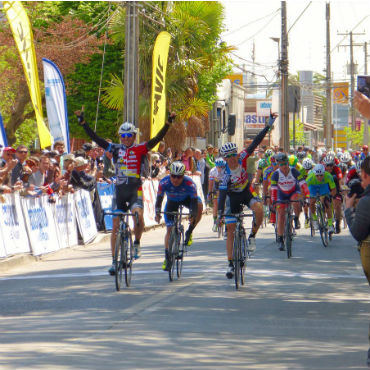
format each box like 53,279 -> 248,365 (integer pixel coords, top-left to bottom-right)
76,109 -> 176,275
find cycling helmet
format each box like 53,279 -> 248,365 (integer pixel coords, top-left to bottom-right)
313,163 -> 325,176
337,152 -> 343,161
169,161 -> 185,176
327,150 -> 336,158
297,151 -> 306,160
341,152 -> 351,163
276,153 -> 288,163
323,154 -> 334,166
118,121 -> 137,135
215,158 -> 226,167
289,155 -> 298,167
355,160 -> 363,171
220,142 -> 237,157
270,154 -> 277,165
264,148 -> 273,158
258,158 -> 267,169
302,157 -> 314,170
363,145 -> 369,151
338,162 -> 347,174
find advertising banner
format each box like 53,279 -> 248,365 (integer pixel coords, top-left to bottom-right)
150,31 -> 171,151
0,193 -> 30,256
244,112 -> 266,128
96,182 -> 114,231
53,194 -> 78,249
333,82 -> 349,104
333,104 -> 349,129
256,100 -> 272,117
74,190 -> 97,244
3,1 -> 52,148
42,58 -> 70,152
142,180 -> 157,227
0,112 -> 8,148
22,196 -> 60,256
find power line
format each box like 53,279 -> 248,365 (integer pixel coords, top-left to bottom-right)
288,1 -> 312,34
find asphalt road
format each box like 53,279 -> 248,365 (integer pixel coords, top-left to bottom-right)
0,214 -> 369,370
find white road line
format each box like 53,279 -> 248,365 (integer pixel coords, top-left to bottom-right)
0,268 -> 364,281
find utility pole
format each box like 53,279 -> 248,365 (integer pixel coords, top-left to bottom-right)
325,3 -> 332,149
338,31 -> 365,130
281,1 -> 289,151
124,2 -> 139,126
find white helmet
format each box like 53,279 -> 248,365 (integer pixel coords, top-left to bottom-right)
327,150 -> 335,158
323,154 -> 335,166
220,142 -> 237,157
337,152 -> 343,161
341,152 -> 351,163
118,122 -> 137,135
302,158 -> 314,170
313,163 -> 325,176
169,161 -> 185,176
215,158 -> 226,167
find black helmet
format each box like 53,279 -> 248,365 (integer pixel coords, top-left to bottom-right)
276,153 -> 288,163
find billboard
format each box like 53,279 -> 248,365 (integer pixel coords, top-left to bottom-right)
333,104 -> 349,129
333,82 -> 349,104
256,100 -> 272,117
226,74 -> 243,86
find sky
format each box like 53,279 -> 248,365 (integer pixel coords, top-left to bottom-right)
221,0 -> 370,88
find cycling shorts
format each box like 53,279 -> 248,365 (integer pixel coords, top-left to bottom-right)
225,186 -> 261,225
308,183 -> 330,197
113,184 -> 143,212
164,196 -> 202,226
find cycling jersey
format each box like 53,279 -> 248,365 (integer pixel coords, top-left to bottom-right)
82,122 -> 170,186
271,167 -> 309,202
209,166 -> 225,185
262,165 -> 275,190
306,171 -> 336,196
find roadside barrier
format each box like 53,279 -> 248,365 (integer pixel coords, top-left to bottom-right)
0,176 -> 205,259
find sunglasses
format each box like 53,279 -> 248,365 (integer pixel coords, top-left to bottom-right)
279,162 -> 288,166
121,133 -> 134,138
225,153 -> 237,158
17,151 -> 28,154
170,174 -> 183,179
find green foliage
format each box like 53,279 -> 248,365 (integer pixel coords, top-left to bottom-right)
344,125 -> 364,148
14,118 -> 38,149
289,118 -> 305,146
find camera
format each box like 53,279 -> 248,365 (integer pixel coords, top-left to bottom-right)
357,75 -> 370,98
348,178 -> 364,198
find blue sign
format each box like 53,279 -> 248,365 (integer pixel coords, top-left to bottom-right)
96,183 -> 114,230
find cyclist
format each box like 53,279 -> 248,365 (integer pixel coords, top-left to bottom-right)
262,154 -> 278,223
271,153 -> 310,251
76,109 -> 176,275
301,157 -> 315,227
208,158 -> 226,231
218,113 -> 277,279
297,151 -> 306,164
322,154 -> 343,233
155,161 -> 203,271
306,164 -> 337,233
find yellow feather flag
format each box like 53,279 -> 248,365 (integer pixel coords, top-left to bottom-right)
150,31 -> 171,151
3,1 -> 53,149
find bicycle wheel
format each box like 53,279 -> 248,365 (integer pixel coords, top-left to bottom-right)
284,211 -> 292,258
114,231 -> 124,291
240,229 -> 248,285
176,229 -> 184,278
317,204 -> 328,247
233,233 -> 241,290
168,228 -> 177,281
124,232 -> 133,287
310,213 -> 315,237
274,211 -> 279,243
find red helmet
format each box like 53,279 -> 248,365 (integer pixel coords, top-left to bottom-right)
362,145 -> 369,151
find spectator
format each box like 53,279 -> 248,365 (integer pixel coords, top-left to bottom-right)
182,147 -> 194,174
10,145 -> 31,186
0,147 -> 17,185
150,153 -> 161,178
102,140 -> 115,179
354,90 -> 370,119
157,141 -> 166,161
246,150 -> 259,183
166,148 -> 173,162
28,155 -> 50,187
194,148 -> 206,194
70,157 -> 96,191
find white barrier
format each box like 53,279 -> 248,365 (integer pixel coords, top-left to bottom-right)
0,176 -> 206,260
22,195 -> 61,256
0,193 -> 31,257
53,193 -> 78,249
74,189 -> 97,244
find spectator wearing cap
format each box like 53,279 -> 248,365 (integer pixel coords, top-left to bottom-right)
26,157 -> 40,174
70,157 -> 96,192
11,145 -> 31,186
0,147 -> 17,185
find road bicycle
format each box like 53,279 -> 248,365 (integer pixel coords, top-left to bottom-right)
310,194 -> 332,247
104,210 -> 138,291
275,199 -> 302,258
162,206 -> 190,282
222,212 -> 254,290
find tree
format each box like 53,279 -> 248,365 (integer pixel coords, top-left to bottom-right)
0,2 -> 105,145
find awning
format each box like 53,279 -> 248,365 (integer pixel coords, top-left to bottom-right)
302,122 -> 319,131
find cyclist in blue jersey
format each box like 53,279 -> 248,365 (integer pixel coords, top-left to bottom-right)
155,162 -> 203,271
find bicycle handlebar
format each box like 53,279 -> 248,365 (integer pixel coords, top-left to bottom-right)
221,213 -> 254,218
104,211 -> 139,226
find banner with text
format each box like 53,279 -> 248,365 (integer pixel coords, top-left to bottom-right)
74,190 -> 97,244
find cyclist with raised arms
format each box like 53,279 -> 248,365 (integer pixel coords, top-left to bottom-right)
208,158 -> 226,231
306,163 -> 337,233
76,109 -> 176,275
218,113 -> 277,279
155,162 -> 203,271
271,153 -> 310,251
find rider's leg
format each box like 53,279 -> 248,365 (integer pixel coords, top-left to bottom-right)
250,201 -> 263,235
226,222 -> 236,260
132,207 -> 144,242
277,204 -> 286,237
